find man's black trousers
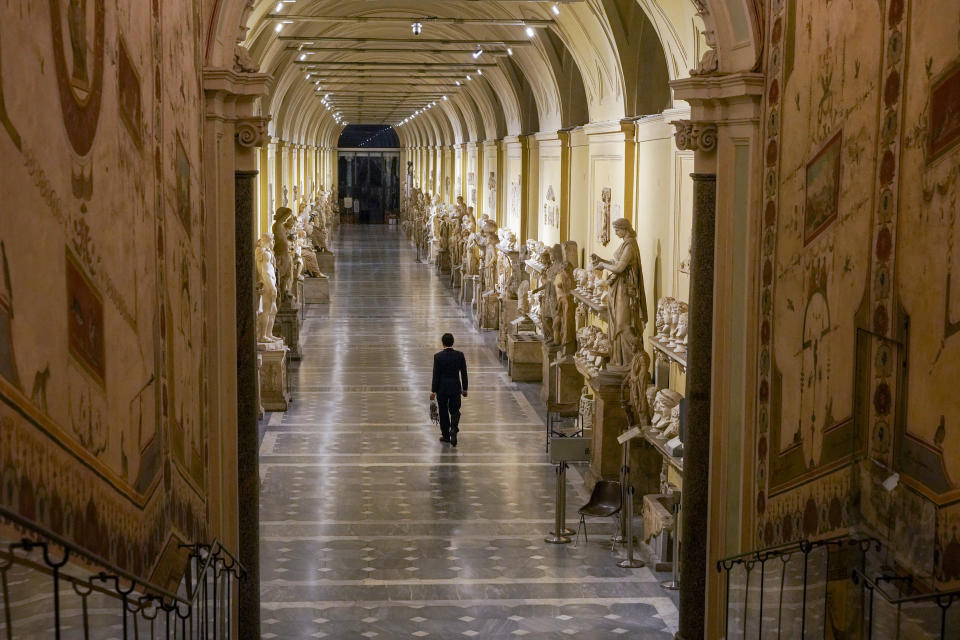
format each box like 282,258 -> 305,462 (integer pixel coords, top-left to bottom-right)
436,393 -> 461,439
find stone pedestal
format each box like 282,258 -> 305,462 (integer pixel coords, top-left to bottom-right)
450,265 -> 462,289
581,369 -> 630,487
540,341 -> 561,404
577,365 -> 663,497
478,291 -> 499,330
274,306 -> 302,360
507,334 -> 542,382
302,276 -> 330,303
258,346 -> 290,411
430,240 -> 442,263
317,252 -> 335,273
497,298 -> 519,352
437,249 -> 450,274
462,275 -> 479,305
554,357 -> 584,405
640,493 -> 677,572
472,278 -> 483,312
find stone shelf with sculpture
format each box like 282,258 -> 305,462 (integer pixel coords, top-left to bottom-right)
641,426 -> 684,471
649,336 -> 687,372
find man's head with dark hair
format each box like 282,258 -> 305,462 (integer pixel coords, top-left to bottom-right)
442,333 -> 455,348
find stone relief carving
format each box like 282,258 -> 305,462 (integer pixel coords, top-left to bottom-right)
690,0 -> 719,76
671,120 -> 717,152
235,116 -> 270,148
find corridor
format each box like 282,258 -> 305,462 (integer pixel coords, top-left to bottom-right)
257,225 -> 679,638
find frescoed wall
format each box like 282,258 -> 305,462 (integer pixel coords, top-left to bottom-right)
754,0 -> 960,586
0,0 -> 210,581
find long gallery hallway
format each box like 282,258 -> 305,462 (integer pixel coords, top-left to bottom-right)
257,225 -> 679,638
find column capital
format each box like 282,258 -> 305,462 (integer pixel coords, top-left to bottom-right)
235,116 -> 271,149
670,120 -> 718,153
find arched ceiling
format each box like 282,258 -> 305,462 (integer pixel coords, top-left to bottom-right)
203,0 -> 762,149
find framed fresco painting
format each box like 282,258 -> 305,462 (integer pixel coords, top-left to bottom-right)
66,250 -> 105,383
804,131 -> 842,246
928,59 -> 960,163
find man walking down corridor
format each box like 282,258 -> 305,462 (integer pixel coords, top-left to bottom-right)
430,333 -> 468,447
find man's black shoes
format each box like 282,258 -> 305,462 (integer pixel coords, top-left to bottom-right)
439,436 -> 451,443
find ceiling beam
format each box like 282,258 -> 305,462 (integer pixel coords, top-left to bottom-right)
278,36 -> 534,45
268,14 -> 553,27
297,61 -> 496,67
292,47 -> 511,55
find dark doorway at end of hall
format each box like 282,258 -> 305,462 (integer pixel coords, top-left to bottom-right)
338,125 -> 401,224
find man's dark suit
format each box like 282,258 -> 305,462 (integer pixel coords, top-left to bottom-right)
431,347 -> 468,442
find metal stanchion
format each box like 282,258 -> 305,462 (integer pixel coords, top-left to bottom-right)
545,462 -> 572,544
660,499 -> 681,590
616,430 -> 644,568
613,444 -> 629,544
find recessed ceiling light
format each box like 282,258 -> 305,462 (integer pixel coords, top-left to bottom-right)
525,26 -> 535,38
275,2 -> 283,12
552,4 -> 560,16
411,22 -> 422,36
507,48 -> 513,56
275,23 -> 284,32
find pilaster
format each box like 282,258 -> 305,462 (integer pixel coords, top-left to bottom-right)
670,70 -> 765,640
202,65 -> 272,640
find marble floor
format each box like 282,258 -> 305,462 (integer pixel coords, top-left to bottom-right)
259,224 -> 679,639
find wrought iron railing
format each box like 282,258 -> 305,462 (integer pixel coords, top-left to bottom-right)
852,568 -> 960,640
719,533 -> 960,639
0,505 -> 244,639
717,534 -> 878,639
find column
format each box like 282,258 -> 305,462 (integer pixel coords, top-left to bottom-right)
234,168 -> 261,639
677,173 -> 716,640
204,66 -> 271,640
558,129 -> 572,242
520,134 -> 537,242
258,145 -> 269,234
275,140 -> 286,206
621,119 -> 638,231
476,142 -> 485,217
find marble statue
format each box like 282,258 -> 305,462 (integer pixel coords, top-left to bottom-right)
626,348 -> 653,424
464,232 -> 481,277
272,207 -> 296,305
552,252 -> 578,355
655,297 -> 688,353
480,220 -> 500,327
590,218 -> 647,369
299,227 -> 322,277
255,234 -> 283,347
651,389 -> 683,435
517,280 -> 531,317
655,297 -> 676,340
672,312 -> 689,354
532,245 -> 560,343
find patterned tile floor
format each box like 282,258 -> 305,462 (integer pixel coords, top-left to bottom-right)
259,225 -> 679,639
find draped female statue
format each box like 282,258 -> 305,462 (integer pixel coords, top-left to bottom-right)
590,218 -> 647,369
